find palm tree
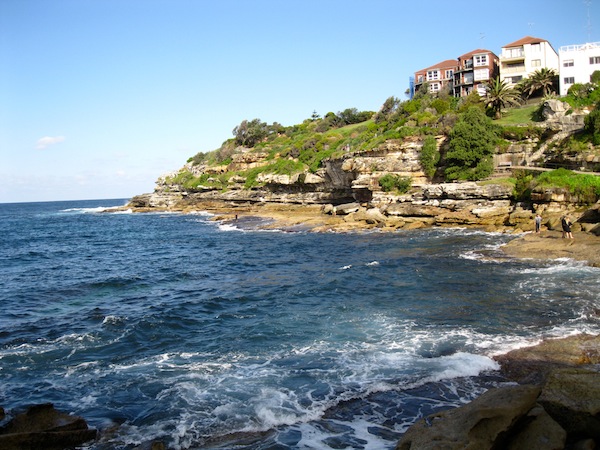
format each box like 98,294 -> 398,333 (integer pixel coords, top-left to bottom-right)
523,68 -> 559,98
483,77 -> 521,119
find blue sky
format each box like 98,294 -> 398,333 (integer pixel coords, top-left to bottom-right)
1,0 -> 599,203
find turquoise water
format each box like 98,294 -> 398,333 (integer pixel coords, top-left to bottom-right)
1,199 -> 599,449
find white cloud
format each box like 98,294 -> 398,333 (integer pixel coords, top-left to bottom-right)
36,136 -> 65,150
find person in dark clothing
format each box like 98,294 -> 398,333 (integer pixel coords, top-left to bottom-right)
561,215 -> 573,239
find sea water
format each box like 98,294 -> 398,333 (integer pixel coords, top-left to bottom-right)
1,199 -> 599,449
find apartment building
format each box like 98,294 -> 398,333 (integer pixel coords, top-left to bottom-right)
559,42 -> 600,95
499,36 -> 559,86
453,49 -> 500,98
413,59 -> 457,96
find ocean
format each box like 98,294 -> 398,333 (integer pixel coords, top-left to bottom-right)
1,199 -> 599,449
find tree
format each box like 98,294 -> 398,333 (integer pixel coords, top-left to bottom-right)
483,77 -> 521,119
232,118 -> 269,147
521,68 -> 559,98
444,107 -> 499,181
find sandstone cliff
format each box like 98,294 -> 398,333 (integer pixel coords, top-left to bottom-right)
128,100 -> 599,234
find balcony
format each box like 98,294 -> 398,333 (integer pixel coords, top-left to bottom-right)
500,49 -> 525,62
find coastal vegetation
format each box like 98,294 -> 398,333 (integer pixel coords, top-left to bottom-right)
172,71 -> 600,203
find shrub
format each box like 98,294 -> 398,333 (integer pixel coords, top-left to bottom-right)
584,102 -> 600,145
379,174 -> 412,193
513,170 -> 534,201
445,107 -> 499,181
419,135 -> 440,179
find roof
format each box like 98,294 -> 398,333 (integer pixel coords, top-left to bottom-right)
457,49 -> 497,60
416,59 -> 458,73
503,36 -> 548,48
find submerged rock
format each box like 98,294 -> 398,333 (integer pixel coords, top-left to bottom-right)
0,403 -> 97,450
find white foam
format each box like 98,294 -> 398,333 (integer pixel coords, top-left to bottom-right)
366,261 -> 380,266
340,265 -> 352,270
218,223 -> 242,232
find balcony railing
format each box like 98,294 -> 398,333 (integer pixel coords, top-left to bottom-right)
500,50 -> 524,60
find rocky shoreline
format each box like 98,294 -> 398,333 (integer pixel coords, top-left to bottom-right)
124,196 -> 600,267
2,334 -> 598,450
398,334 -> 600,450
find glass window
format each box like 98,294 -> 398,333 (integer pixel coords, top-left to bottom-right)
474,55 -> 488,66
445,69 -> 454,79
427,70 -> 439,81
563,59 -> 574,67
531,43 -> 541,52
564,77 -> 575,84
429,83 -> 440,92
590,56 -> 600,64
474,68 -> 488,81
531,59 -> 541,67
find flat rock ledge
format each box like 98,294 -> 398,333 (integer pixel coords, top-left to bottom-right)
396,334 -> 600,450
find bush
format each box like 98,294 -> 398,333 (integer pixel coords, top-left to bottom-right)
419,135 -> 440,179
584,102 -> 600,145
445,107 -> 499,181
379,174 -> 412,193
513,170 -> 534,201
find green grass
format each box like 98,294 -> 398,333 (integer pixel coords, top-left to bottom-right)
536,168 -> 600,203
495,103 -> 540,125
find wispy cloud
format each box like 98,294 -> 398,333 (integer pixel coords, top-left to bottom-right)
36,136 -> 65,150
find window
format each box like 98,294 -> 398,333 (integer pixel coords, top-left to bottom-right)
445,69 -> 454,79
510,76 -> 523,83
418,75 -> 424,83
590,56 -> 600,64
564,77 -> 575,84
427,70 -> 439,81
429,83 -> 440,92
474,55 -> 488,66
474,68 -> 488,81
531,59 -> 541,67
531,43 -> 541,52
563,59 -> 574,67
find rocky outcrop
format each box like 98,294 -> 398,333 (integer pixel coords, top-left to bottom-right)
397,335 -> 600,450
0,403 -> 97,450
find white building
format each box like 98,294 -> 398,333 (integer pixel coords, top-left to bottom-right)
558,42 -> 600,96
499,36 -> 559,86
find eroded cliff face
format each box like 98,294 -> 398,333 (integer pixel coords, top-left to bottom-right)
129,106 -> 599,231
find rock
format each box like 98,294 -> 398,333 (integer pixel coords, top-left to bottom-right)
494,334 -> 600,385
538,368 -> 600,440
395,385 -> 541,450
364,207 -> 388,224
128,193 -> 152,208
505,405 -> 566,450
0,403 -> 97,450
335,202 -> 361,215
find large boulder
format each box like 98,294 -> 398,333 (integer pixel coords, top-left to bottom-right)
396,385 -> 541,450
0,403 -> 97,450
538,368 -> 600,440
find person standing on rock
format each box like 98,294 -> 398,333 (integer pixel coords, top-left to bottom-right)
534,213 -> 542,233
561,215 -> 573,239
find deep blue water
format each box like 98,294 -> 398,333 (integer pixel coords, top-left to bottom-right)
1,199 -> 599,449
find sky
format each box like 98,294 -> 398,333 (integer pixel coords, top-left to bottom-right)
1,0 -> 599,203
